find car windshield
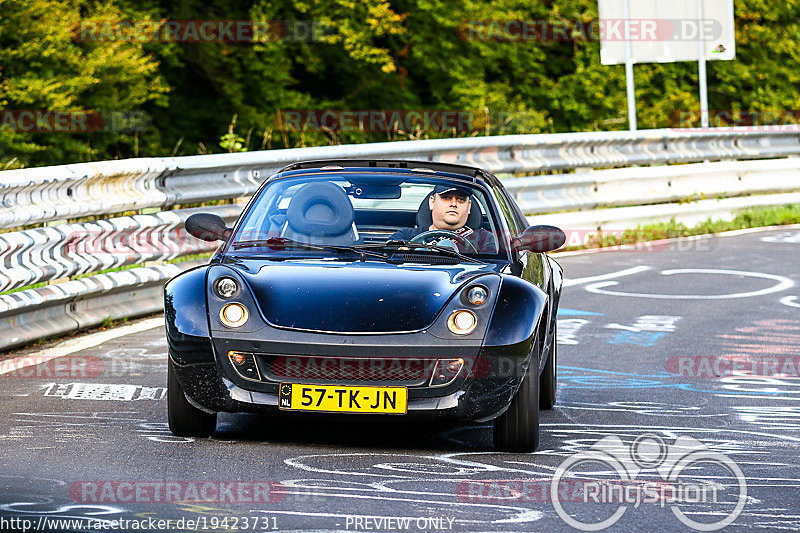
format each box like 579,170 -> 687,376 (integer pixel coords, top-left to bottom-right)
227,172 -> 505,260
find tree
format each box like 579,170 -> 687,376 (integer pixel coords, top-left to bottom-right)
1,0 -> 798,166
0,0 -> 169,167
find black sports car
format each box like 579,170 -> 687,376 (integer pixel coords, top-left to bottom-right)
165,160 -> 565,451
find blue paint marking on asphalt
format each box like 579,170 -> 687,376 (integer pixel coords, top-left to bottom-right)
557,308 -> 604,316
608,331 -> 665,346
559,366 -> 793,395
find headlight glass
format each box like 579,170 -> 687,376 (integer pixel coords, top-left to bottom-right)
220,303 -> 248,327
466,285 -> 489,305
448,310 -> 477,335
215,277 -> 239,299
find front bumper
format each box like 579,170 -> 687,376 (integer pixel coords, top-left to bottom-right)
170,335 -> 533,422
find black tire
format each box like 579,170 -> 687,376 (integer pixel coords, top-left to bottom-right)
493,351 -> 540,452
539,323 -> 557,410
168,359 -> 216,437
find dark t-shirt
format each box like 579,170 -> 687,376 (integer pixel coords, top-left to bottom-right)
389,225 -> 496,253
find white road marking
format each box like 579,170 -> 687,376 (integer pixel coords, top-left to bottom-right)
42,382 -> 166,401
557,318 -> 590,345
0,317 -> 163,377
562,265 -> 652,287
586,269 -> 795,299
781,296 -> 800,308
761,231 -> 800,244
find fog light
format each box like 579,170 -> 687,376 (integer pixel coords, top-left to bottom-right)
430,358 -> 465,387
466,285 -> 488,305
448,310 -> 477,335
227,351 -> 261,381
215,277 -> 239,299
220,303 -> 248,327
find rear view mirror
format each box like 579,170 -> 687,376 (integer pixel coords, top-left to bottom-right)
346,184 -> 402,199
513,225 -> 566,253
185,213 -> 232,242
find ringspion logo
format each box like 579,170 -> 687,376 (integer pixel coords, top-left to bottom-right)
551,434 -> 747,531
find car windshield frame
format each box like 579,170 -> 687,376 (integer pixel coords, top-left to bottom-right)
221,170 -> 513,263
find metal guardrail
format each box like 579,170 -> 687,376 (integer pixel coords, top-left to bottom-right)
0,205 -> 241,293
0,127 -> 798,351
506,157 -> 800,214
0,261 -> 205,350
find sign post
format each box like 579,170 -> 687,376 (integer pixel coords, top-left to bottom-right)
622,0 -> 637,130
696,0 -> 709,128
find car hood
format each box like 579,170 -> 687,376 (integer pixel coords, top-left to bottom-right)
229,259 -> 501,333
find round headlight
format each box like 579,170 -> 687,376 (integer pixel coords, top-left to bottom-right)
215,277 -> 239,299
220,303 -> 248,328
448,310 -> 477,335
467,285 -> 489,305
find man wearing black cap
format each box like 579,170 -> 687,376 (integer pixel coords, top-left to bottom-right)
390,184 -> 495,252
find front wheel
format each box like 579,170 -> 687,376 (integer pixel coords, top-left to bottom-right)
539,323 -> 557,410
493,356 -> 540,452
168,359 -> 216,437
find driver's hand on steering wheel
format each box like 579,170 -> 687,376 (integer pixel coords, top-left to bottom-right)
410,229 -> 479,253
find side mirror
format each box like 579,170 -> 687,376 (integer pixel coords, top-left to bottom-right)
513,225 -> 566,253
185,213 -> 232,242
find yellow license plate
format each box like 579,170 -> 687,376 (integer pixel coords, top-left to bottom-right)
278,383 -> 408,414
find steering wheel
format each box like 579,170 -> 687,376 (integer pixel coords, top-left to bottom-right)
410,230 -> 479,253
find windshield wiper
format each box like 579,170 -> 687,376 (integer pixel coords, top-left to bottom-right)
233,238 -> 325,251
356,241 -> 486,264
232,238 -> 393,262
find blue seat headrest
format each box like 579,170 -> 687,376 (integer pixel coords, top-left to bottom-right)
287,182 -> 355,237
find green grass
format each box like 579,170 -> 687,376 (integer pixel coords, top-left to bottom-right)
70,263 -> 140,280
100,316 -> 129,329
564,204 -> 800,251
1,281 -> 47,295
167,252 -> 214,264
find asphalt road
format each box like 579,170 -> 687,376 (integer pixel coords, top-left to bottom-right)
1,226 -> 799,533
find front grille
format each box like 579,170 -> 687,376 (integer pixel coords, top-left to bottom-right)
256,354 -> 436,387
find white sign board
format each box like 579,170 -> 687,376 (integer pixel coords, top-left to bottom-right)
599,0 -> 735,65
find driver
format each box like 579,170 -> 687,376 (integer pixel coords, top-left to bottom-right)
390,185 -> 495,252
